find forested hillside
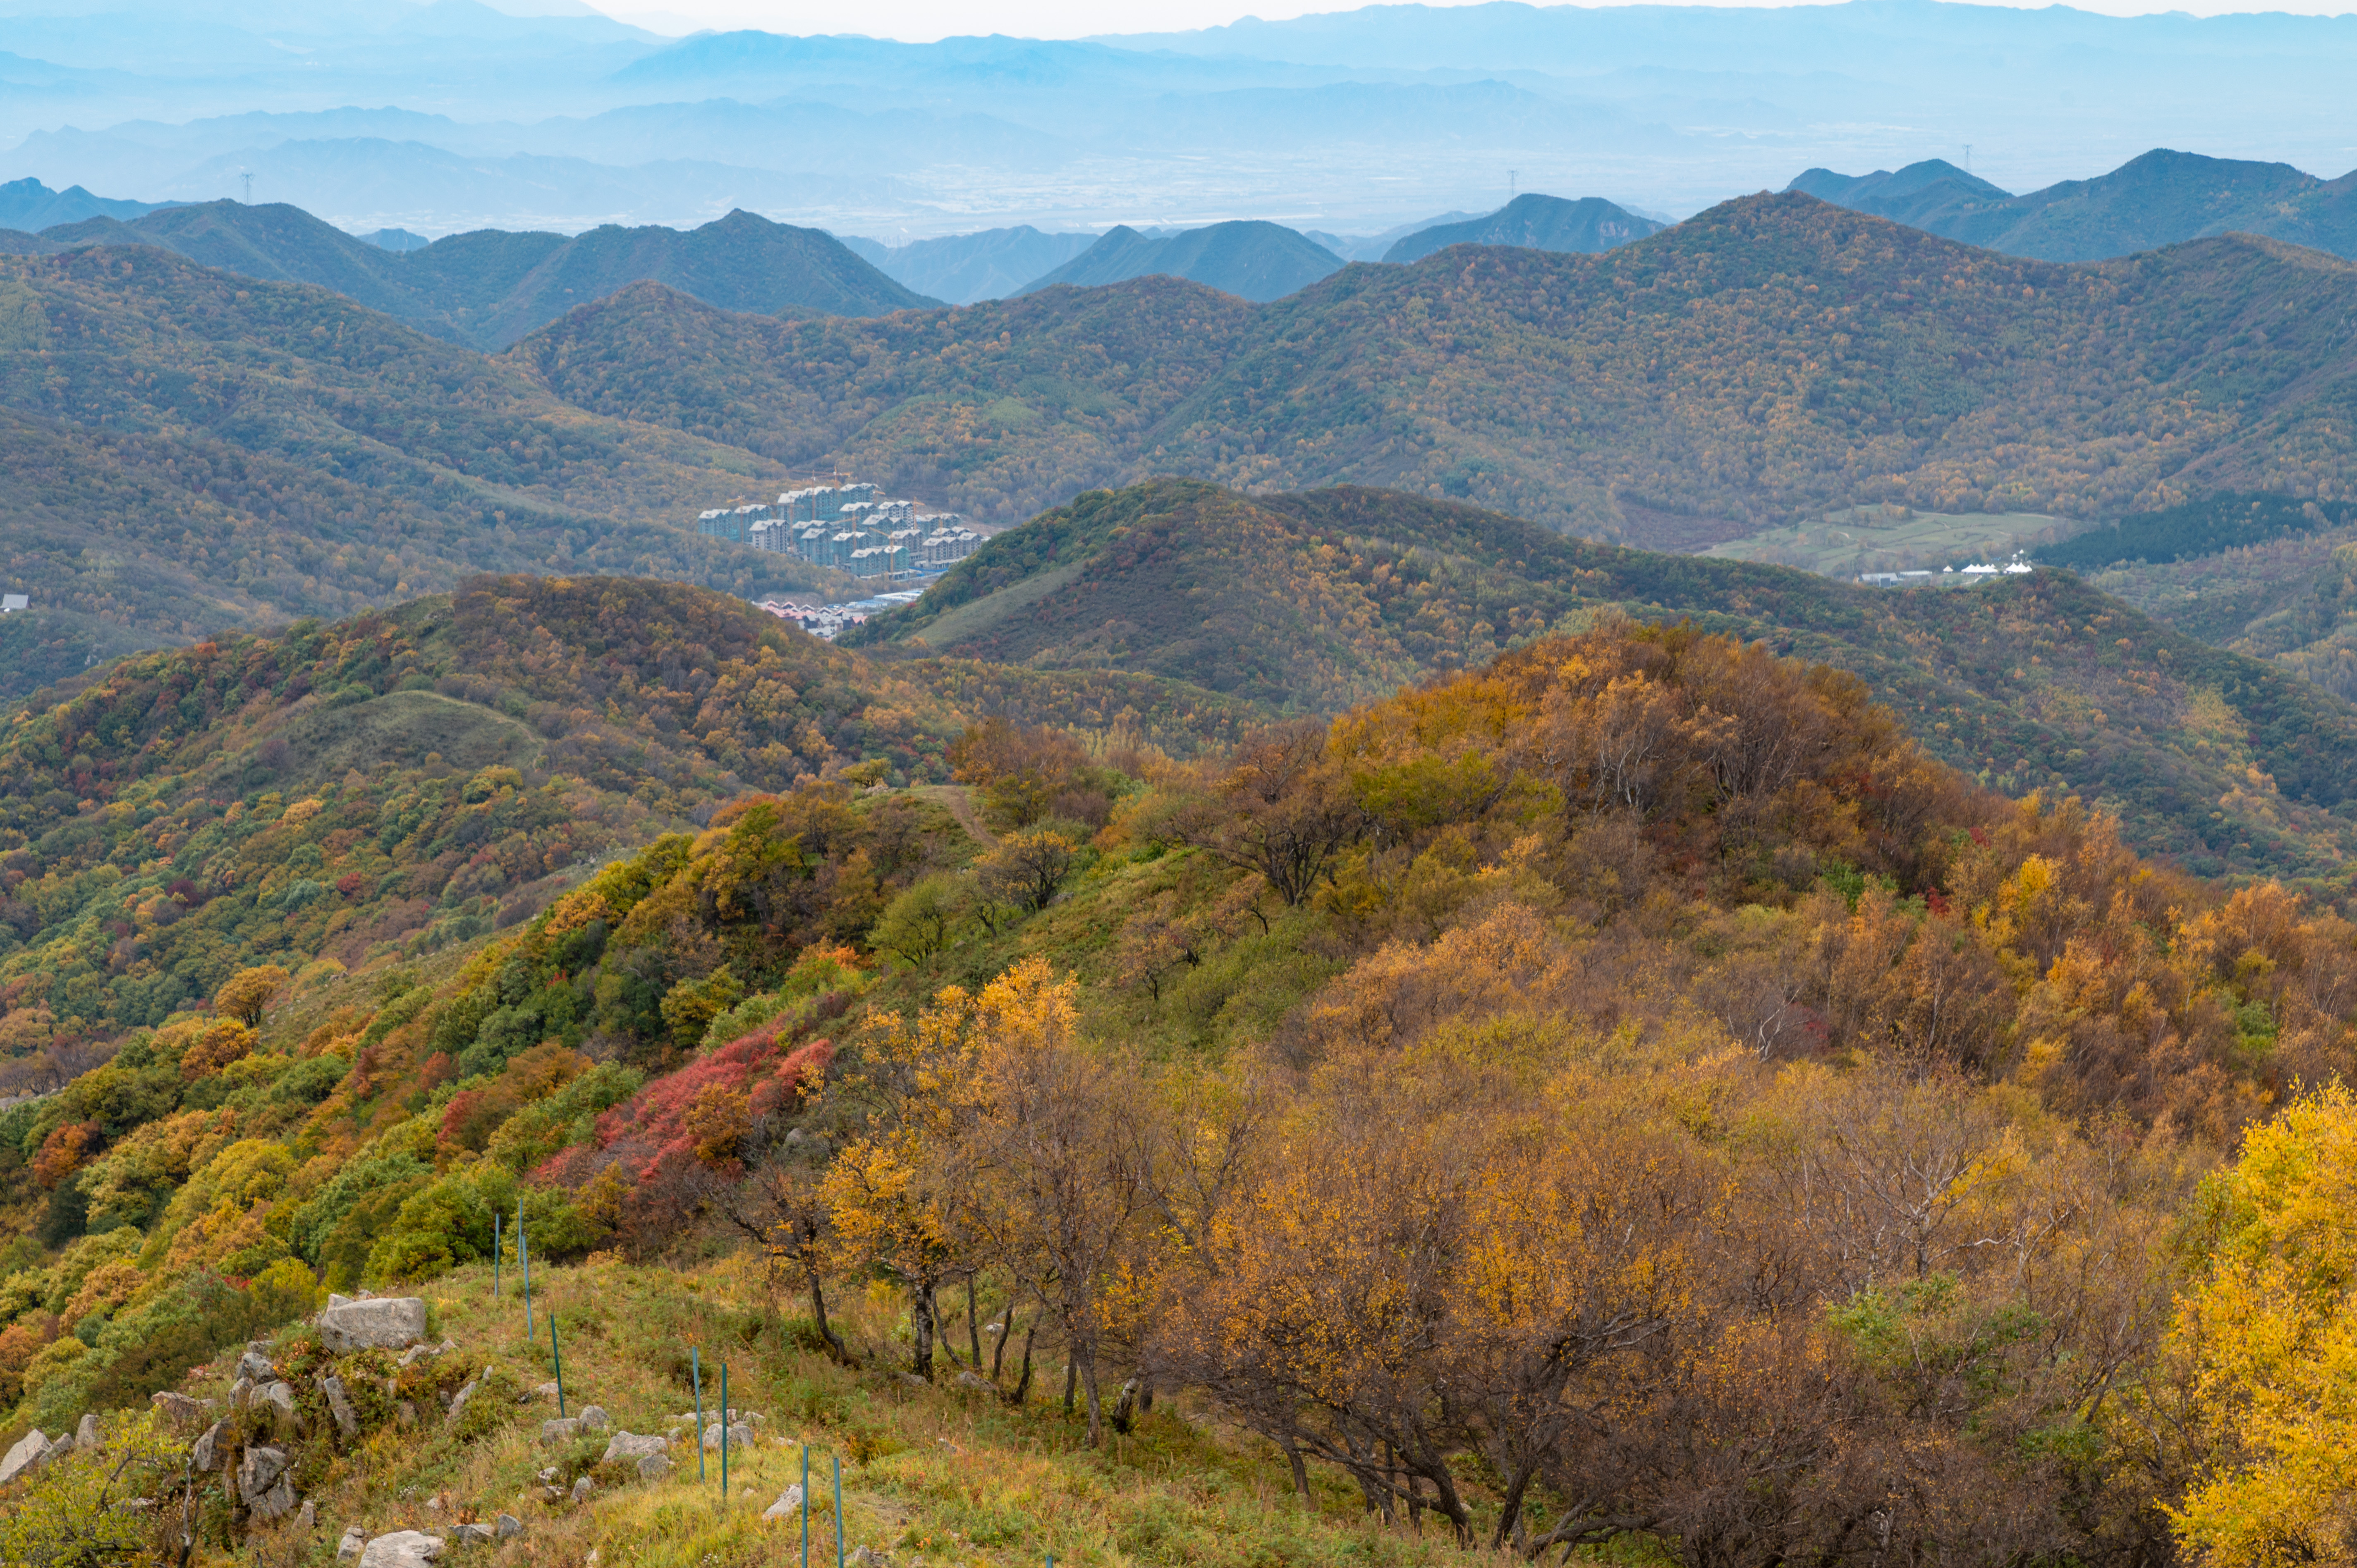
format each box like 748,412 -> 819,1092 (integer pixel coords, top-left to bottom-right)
518,193 -> 2357,543
848,481 -> 2357,881
9,605 -> 2357,1567
0,246 -> 851,694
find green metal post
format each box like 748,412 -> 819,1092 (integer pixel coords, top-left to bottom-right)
692,1348 -> 704,1482
800,1444 -> 810,1568
719,1362 -> 730,1498
551,1312 -> 565,1417
833,1455 -> 844,1568
493,1213 -> 501,1298
519,1199 -> 532,1338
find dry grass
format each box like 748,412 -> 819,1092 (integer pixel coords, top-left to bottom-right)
215,1256 -> 1494,1568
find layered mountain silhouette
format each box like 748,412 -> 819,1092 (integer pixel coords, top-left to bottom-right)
5,201 -> 934,348
1382,194 -> 1667,262
839,225 -> 1098,305
0,176 -> 176,232
1790,149 -> 2357,262
1015,220 -> 1344,301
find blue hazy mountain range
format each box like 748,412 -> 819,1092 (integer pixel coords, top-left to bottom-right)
5,1 -> 2357,239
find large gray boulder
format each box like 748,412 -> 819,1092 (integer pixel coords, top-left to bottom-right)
238,1445 -> 297,1519
538,1417 -> 580,1444
151,1391 -> 211,1434
317,1297 -> 429,1352
320,1374 -> 359,1438
0,1429 -> 48,1485
357,1532 -> 445,1568
192,1420 -> 228,1472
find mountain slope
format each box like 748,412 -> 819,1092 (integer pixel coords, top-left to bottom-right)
38,201 -> 935,349
0,177 -> 173,231
845,225 -> 1096,305
849,480 -> 2357,879
1380,193 -> 1667,262
1016,220 -> 1344,302
519,192 -> 2357,545
0,245 -> 849,693
1793,148 -> 2357,262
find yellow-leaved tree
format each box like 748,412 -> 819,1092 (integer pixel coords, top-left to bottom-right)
2167,1083 -> 2357,1567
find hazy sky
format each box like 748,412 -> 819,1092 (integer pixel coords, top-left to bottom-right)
593,0 -> 2357,40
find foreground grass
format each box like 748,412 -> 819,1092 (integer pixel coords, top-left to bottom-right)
212,1256 -> 1483,1568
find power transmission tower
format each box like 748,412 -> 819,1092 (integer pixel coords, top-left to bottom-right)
239,169 -> 252,203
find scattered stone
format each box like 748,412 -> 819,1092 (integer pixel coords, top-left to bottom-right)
229,1377 -> 255,1408
338,1527 -> 366,1563
192,1421 -> 227,1472
849,1549 -> 878,1568
0,1429 -> 48,1486
761,1485 -> 804,1521
445,1380 -> 477,1428
453,1523 -> 495,1546
261,1381 -> 300,1428
576,1405 -> 610,1432
74,1413 -> 101,1450
395,1401 -> 418,1429
521,1382 -> 558,1404
424,1497 -> 441,1513
357,1530 -> 445,1568
236,1349 -> 277,1382
602,1432 -> 668,1464
538,1418 -> 580,1444
321,1374 -> 360,1439
569,1477 -> 593,1505
699,1421 -> 755,1451
636,1453 -> 671,1482
298,1500 -> 318,1532
151,1391 -> 210,1434
317,1297 -> 429,1353
237,1446 -> 297,1520
396,1343 -> 440,1369
954,1372 -> 992,1392
495,1515 -> 522,1540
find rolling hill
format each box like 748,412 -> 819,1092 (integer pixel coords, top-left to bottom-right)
0,244 -> 851,694
839,225 -> 1097,305
1015,220 -> 1345,302
520,191 -> 2357,545
24,201 -> 935,349
1792,148 -> 2357,262
1380,193 -> 1667,262
847,480 -> 2357,880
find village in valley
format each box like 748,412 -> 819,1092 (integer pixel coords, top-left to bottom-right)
696,478 -> 986,638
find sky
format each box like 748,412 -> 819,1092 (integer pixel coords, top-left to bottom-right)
590,0 -> 2357,39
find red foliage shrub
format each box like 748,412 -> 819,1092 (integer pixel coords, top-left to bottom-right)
535,1027 -> 833,1194
30,1120 -> 98,1189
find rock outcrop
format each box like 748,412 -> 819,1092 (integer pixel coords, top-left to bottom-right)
357,1531 -> 445,1568
316,1298 -> 429,1352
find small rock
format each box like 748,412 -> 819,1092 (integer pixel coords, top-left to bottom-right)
954,1372 -> 992,1391
74,1413 -> 101,1450
338,1527 -> 366,1563
236,1349 -> 278,1383
397,1343 -> 439,1369
357,1530 -> 446,1568
317,1298 -> 430,1353
537,1487 -> 563,1505
495,1515 -> 522,1541
395,1400 -> 418,1429
229,1377 -> 254,1408
536,1468 -> 558,1484
538,1417 -> 580,1444
321,1374 -> 360,1439
849,1549 -> 878,1568
761,1485 -> 804,1521
576,1405 -> 610,1432
424,1497 -> 441,1513
261,1380 -> 299,1427
298,1500 -> 318,1532
519,1382 -> 558,1405
636,1453 -> 671,1482
327,1294 -> 354,1309
569,1477 -> 593,1505
238,1445 -> 297,1520
699,1421 -> 754,1452
601,1432 -> 668,1464
0,1429 -> 48,1486
445,1380 -> 477,1428
453,1523 -> 495,1546
151,1391 -> 211,1434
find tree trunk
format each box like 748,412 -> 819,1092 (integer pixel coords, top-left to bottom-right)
1110,1376 -> 1139,1435
910,1281 -> 938,1379
1007,1319 -> 1038,1405
990,1305 -> 1015,1381
966,1283 -> 983,1370
1079,1353 -> 1105,1448
1283,1442 -> 1311,1501
806,1264 -> 851,1366
1061,1356 -> 1077,1414
1491,1461 -> 1540,1551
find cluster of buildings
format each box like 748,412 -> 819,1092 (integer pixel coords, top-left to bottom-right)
754,586 -> 926,641
696,480 -> 983,581
1857,556 -> 2036,588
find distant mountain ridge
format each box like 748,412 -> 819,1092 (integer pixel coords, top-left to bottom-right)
1016,219 -> 1344,301
1382,193 -> 1668,263
839,225 -> 1098,305
1790,148 -> 2357,261
0,175 -> 179,231
10,201 -> 936,347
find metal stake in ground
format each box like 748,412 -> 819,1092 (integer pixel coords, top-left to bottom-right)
692,1347 -> 704,1482
800,1444 -> 810,1568
719,1361 -> 730,1498
519,1199 -> 533,1338
551,1311 -> 566,1417
833,1454 -> 844,1568
494,1212 -> 502,1298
